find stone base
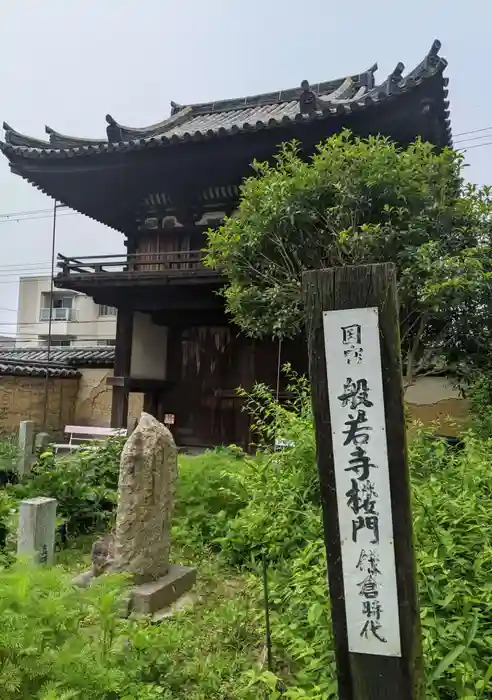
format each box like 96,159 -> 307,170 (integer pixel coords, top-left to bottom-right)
73,569 -> 95,588
131,565 -> 197,615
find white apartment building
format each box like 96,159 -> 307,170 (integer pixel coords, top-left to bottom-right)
16,275 -> 117,348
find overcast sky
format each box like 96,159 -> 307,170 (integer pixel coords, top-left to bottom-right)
0,1 -> 489,338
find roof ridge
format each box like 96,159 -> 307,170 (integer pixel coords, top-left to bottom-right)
170,67 -> 378,116
0,346 -> 115,368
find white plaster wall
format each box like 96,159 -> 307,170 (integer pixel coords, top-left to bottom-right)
130,312 -> 167,379
404,376 -> 461,405
70,295 -> 116,346
17,276 -> 48,346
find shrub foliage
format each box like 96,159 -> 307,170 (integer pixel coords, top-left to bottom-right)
0,383 -> 490,698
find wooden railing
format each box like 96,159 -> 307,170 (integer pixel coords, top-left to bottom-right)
57,250 -> 208,276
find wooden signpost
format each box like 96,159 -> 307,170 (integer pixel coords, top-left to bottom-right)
302,263 -> 423,700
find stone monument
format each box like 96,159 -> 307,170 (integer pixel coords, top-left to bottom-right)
74,412 -> 196,615
17,496 -> 57,565
112,411 -> 177,582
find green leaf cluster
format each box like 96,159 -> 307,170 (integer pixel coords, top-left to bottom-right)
205,132 -> 492,380
8,438 -> 124,538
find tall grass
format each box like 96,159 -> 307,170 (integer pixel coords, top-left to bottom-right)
0,380 -> 490,698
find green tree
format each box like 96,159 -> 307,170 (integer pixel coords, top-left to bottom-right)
205,131 -> 492,383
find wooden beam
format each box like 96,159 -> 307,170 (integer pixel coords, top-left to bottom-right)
302,263 -> 423,700
107,376 -> 173,393
150,309 -> 228,327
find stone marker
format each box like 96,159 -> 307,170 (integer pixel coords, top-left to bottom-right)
35,432 -> 52,453
112,411 -> 178,583
17,497 -> 57,565
18,420 -> 35,477
74,412 -> 196,615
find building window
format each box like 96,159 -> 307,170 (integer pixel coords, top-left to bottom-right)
99,305 -> 117,317
40,293 -> 76,321
39,336 -> 73,347
97,339 -> 116,346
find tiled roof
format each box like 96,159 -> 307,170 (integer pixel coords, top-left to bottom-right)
0,360 -> 79,378
0,40 -> 450,160
0,346 -> 115,367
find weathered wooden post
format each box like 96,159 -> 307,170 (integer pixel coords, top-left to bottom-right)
302,263 -> 423,700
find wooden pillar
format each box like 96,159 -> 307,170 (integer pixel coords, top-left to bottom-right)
111,308 -> 133,429
141,393 -> 167,424
143,391 -> 159,418
156,393 -> 166,423
302,263 -> 423,700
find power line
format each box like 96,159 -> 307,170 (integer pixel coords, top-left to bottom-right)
0,204 -> 70,220
0,338 -> 115,343
0,318 -> 118,326
0,261 -> 54,269
0,212 -> 76,225
454,126 -> 492,138
0,207 -> 58,219
454,133 -> 492,146
0,269 -> 53,276
457,141 -> 492,153
0,329 -> 116,337
0,335 -> 116,342
0,274 -> 53,283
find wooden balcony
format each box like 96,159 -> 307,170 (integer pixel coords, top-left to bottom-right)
55,250 -> 223,295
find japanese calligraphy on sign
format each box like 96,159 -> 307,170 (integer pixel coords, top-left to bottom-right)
39,544 -> 48,564
323,307 -> 401,657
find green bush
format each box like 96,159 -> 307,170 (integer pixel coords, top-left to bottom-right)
173,447 -> 248,549
0,559 -> 263,700
180,377 -> 492,698
218,367 -> 319,565
243,429 -> 492,699
0,489 -> 16,564
464,371 -> 492,439
0,435 -> 18,485
0,377 -> 490,699
9,439 -> 124,538
0,562 -> 163,700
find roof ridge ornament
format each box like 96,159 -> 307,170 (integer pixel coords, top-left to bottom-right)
299,80 -> 321,116
428,39 -> 442,58
170,101 -> 183,116
387,62 -> 405,94
106,114 -> 123,143
364,63 -> 378,89
45,125 -> 107,147
2,121 -> 50,148
2,122 -> 13,144
425,39 -> 442,70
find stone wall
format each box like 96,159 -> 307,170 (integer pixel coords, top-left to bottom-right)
0,371 -> 469,439
74,368 -> 143,427
0,375 -> 78,436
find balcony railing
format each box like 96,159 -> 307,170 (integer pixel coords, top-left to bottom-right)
39,307 -> 76,322
57,250 -> 215,278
